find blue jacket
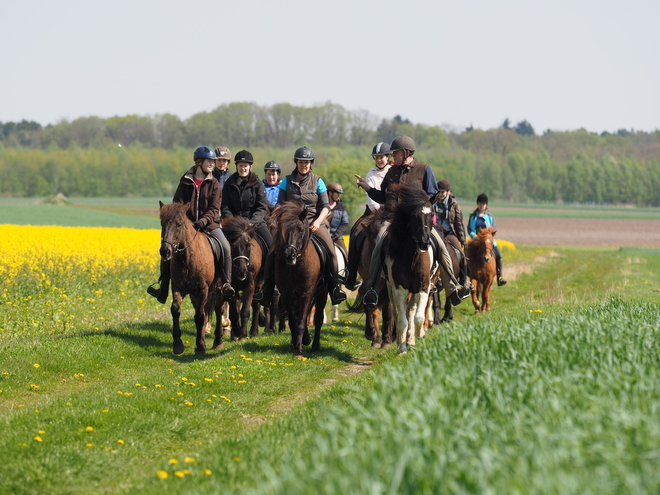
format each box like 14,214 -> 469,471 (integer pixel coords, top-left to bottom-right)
467,210 -> 498,246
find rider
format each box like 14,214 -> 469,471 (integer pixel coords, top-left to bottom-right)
147,146 -> 235,304
467,193 -> 507,286
326,182 -> 349,254
262,160 -> 282,208
343,142 -> 391,291
221,150 -> 273,254
213,146 -> 232,189
258,146 -> 348,307
433,180 -> 471,291
355,135 -> 470,307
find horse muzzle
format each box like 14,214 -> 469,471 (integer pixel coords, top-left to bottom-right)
160,243 -> 173,262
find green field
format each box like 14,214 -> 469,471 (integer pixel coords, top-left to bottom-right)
1,202 -> 660,494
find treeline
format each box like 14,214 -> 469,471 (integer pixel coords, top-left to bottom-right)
1,102 -> 659,208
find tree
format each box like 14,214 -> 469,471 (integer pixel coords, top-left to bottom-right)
501,118 -> 511,130
514,120 -> 535,136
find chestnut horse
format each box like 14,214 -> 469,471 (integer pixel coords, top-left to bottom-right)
269,200 -> 326,356
222,216 -> 264,341
159,202 -> 225,355
346,208 -> 395,349
466,227 -> 497,312
382,185 -> 435,354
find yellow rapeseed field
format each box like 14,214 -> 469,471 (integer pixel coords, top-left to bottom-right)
0,225 -> 160,287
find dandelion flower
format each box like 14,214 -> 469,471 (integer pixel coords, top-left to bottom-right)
117,439 -> 124,444
233,457 -> 241,462
202,469 -> 212,475
34,436 -> 43,442
33,364 -> 40,368
157,470 -> 169,479
184,457 -> 195,463
86,443 -> 93,448
174,471 -> 185,478
168,458 -> 178,464
85,426 -> 94,432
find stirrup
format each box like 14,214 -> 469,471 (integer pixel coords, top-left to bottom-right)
344,279 -> 362,291
331,287 -> 347,305
147,283 -> 160,298
363,288 -> 378,307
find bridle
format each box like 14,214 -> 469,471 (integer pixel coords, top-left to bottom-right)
162,224 -> 199,254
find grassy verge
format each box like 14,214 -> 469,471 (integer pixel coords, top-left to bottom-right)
1,223 -> 659,493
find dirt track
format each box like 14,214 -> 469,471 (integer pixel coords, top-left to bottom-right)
494,218 -> 660,248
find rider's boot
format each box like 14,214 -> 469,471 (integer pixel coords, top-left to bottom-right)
255,250 -> 276,306
344,231 -> 366,291
218,238 -> 236,299
147,260 -> 170,304
496,256 -> 507,286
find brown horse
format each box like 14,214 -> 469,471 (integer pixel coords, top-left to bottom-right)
347,208 -> 395,349
431,227 -> 464,324
269,200 -> 326,356
466,227 -> 497,312
222,216 -> 264,341
382,185 -> 435,354
159,202 -> 225,355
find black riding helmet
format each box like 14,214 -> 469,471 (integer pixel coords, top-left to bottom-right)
294,146 -> 315,163
234,150 -> 254,164
263,160 -> 281,172
371,142 -> 391,157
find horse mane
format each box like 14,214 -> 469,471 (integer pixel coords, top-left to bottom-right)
387,184 -> 431,239
160,201 -> 189,224
269,200 -> 310,251
467,227 -> 496,256
222,216 -> 255,242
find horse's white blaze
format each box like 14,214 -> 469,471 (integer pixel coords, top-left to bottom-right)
421,206 -> 432,215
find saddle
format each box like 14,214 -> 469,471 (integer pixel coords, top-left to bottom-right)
203,232 -> 224,268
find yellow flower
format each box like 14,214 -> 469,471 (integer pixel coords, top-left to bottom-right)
117,439 -> 124,444
168,458 -> 178,464
30,384 -> 39,390
233,457 -> 241,462
184,401 -> 193,406
157,470 -> 169,479
204,378 -> 213,382
202,469 -> 212,475
184,457 -> 195,463
33,363 -> 40,368
85,426 -> 94,432
34,436 -> 43,442
38,430 -> 45,434
174,471 -> 185,478
86,443 -> 93,448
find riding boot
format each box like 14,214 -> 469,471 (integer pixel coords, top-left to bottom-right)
496,255 -> 507,286
147,260 -> 170,304
324,247 -> 347,305
344,231 -> 365,291
362,224 -> 388,308
218,234 -> 236,299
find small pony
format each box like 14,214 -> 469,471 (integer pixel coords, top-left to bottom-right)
382,184 -> 435,354
466,227 -> 498,312
269,200 -> 326,356
222,216 -> 264,341
158,202 -> 225,354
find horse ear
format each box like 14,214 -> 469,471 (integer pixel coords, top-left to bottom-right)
491,229 -> 497,236
431,191 -> 442,204
159,200 -> 164,209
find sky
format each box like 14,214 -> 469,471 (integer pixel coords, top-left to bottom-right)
2,0 -> 659,134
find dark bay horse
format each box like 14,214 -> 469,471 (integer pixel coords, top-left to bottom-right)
159,201 -> 225,355
382,184 -> 435,354
431,227 -> 464,324
222,216 -> 264,341
346,209 -> 395,349
269,200 -> 326,356
467,227 -> 498,312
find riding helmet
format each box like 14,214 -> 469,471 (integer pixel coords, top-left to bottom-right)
294,146 -> 315,162
437,180 -> 451,191
326,182 -> 344,194
234,150 -> 254,164
390,135 -> 416,153
193,146 -> 217,161
263,160 -> 281,172
371,142 -> 391,156
215,146 -> 231,160
477,193 -> 489,204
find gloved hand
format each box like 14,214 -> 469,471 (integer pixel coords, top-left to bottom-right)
193,220 -> 205,231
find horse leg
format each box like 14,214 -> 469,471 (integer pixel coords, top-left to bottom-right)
171,291 -> 185,355
389,284 -> 409,354
239,293 -> 251,339
192,293 -> 208,355
311,293 -> 326,353
483,280 -> 493,311
381,302 -> 395,350
471,278 -> 481,313
212,291 -> 224,350
442,294 -> 454,323
249,297 -> 260,338
366,306 -> 380,347
432,291 -> 443,325
229,297 -> 243,341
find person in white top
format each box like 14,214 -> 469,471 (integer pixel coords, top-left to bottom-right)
343,142 -> 392,291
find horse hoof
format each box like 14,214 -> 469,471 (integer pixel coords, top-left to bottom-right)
381,343 -> 391,350
213,342 -> 224,350
371,342 -> 381,348
173,342 -> 185,355
398,344 -> 407,354
195,348 -> 206,356
302,333 -> 311,346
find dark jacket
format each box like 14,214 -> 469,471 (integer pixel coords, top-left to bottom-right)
278,171 -> 329,223
328,200 -> 349,240
173,166 -> 222,231
434,194 -> 466,244
367,157 -> 438,208
213,169 -> 231,190
221,171 -> 269,228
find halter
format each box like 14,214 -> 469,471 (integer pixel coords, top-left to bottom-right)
233,255 -> 250,264
162,227 -> 199,254
285,243 -> 303,260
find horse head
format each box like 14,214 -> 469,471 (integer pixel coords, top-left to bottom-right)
223,216 -> 255,282
159,201 -> 194,261
271,200 -> 310,266
475,227 -> 497,264
392,185 -> 434,252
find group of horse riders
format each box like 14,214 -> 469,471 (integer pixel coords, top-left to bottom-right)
148,135 -> 506,308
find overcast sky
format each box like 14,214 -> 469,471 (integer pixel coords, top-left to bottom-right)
2,0 -> 658,134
